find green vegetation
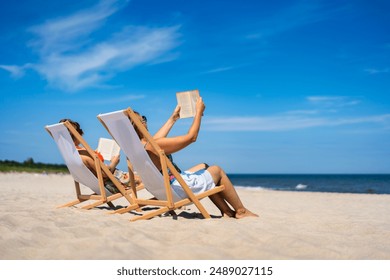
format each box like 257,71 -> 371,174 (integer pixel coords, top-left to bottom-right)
0,158 -> 69,174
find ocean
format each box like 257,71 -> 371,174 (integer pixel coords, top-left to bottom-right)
228,174 -> 390,195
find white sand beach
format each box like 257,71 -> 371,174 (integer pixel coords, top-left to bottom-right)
0,172 -> 389,260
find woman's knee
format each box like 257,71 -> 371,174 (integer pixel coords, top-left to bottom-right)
209,165 -> 226,175
207,165 -> 224,182
207,165 -> 220,174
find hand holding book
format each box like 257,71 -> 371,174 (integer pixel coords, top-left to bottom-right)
176,89 -> 200,118
171,105 -> 181,121
195,96 -> 205,116
96,138 -> 120,161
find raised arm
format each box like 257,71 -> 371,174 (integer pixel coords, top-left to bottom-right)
153,105 -> 181,139
153,97 -> 205,155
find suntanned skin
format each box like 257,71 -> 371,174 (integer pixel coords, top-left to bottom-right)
78,150 -> 142,186
63,120 -> 140,185
136,97 -> 258,219
73,138 -> 120,179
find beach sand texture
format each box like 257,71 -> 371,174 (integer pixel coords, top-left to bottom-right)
0,172 -> 389,260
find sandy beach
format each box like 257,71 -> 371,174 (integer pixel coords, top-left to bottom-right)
0,172 -> 389,260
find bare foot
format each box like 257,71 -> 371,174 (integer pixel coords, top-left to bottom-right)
222,212 -> 235,218
235,208 -> 259,219
221,209 -> 235,218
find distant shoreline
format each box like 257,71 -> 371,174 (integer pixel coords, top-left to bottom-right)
1,159 -> 389,176
0,159 -> 68,174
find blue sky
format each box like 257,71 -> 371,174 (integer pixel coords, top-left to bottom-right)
1,0 -> 389,174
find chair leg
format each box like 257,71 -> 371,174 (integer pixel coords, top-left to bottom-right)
168,210 -> 177,217
81,200 -> 106,210
109,204 -> 140,214
56,199 -> 83,208
107,201 -> 115,208
130,207 -> 171,222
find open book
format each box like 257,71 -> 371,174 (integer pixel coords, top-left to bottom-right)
96,138 -> 120,161
176,89 -> 200,118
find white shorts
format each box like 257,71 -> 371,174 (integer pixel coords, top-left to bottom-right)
170,169 -> 216,199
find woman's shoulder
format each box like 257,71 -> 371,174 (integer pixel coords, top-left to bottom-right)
79,153 -> 95,168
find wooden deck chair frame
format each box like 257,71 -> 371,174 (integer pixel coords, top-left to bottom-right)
98,108 -> 225,221
45,121 -> 141,211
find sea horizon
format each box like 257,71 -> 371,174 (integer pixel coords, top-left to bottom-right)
227,173 -> 390,195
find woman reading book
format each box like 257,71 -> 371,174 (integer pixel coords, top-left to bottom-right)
59,119 -> 140,193
132,98 -> 258,219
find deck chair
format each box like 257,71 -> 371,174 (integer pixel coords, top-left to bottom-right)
45,121 -> 140,210
98,108 -> 225,221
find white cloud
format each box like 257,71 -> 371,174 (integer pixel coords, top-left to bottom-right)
203,66 -> 234,74
33,25 -> 180,91
285,110 -> 319,115
364,68 -> 389,74
28,0 -> 124,54
307,95 -> 361,107
3,0 -> 181,92
202,95 -> 386,132
203,114 -> 390,132
0,64 -> 27,78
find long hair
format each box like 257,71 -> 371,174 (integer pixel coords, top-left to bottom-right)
59,118 -> 84,142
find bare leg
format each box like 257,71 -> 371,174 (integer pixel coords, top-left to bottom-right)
209,193 -> 235,217
186,163 -> 234,217
187,163 -> 208,173
207,165 -> 258,219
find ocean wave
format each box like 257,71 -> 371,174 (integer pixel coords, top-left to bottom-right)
235,184 -> 309,192
230,174 -> 390,194
235,185 -> 268,190
295,184 -> 308,190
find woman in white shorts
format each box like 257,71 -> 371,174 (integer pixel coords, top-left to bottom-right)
133,97 -> 258,219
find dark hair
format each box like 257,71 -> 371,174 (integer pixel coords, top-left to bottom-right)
59,118 -> 84,136
131,111 -> 145,139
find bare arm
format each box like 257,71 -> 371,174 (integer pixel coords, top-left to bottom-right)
107,155 -> 120,172
153,105 -> 181,139
80,154 -> 119,178
80,154 -> 96,173
152,97 -> 205,155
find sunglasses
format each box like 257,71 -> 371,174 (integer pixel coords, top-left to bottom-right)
142,116 -> 147,123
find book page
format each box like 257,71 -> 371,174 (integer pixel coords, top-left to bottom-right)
96,138 -> 120,161
176,89 -> 200,118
